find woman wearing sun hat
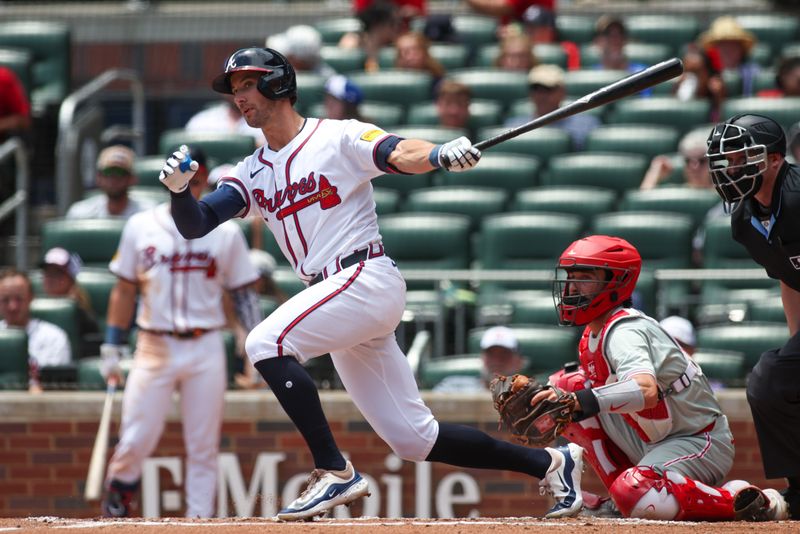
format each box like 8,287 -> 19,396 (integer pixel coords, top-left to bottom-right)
699,16 -> 760,96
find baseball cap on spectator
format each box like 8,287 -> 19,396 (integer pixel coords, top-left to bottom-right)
325,75 -> 364,106
595,15 -> 626,37
522,6 -> 556,30
284,25 -> 323,63
249,249 -> 278,278
480,326 -> 519,351
528,64 -> 564,89
40,247 -> 83,280
659,316 -> 697,348
97,145 -> 134,176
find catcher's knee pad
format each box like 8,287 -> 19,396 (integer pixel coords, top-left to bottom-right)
609,466 -> 680,519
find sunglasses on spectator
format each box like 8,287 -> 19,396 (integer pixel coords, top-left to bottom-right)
530,83 -> 559,92
99,166 -> 132,178
684,156 -> 708,165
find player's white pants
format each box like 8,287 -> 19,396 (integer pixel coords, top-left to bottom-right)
106,331 -> 226,518
246,255 -> 439,461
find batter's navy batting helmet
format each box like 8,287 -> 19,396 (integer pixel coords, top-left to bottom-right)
212,47 -> 297,103
706,113 -> 786,210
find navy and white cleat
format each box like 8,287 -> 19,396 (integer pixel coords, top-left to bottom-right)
540,443 -> 584,518
277,461 -> 370,521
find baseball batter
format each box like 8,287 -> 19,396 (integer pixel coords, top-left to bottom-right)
159,47 -> 586,521
542,234 -> 788,521
99,169 -> 261,518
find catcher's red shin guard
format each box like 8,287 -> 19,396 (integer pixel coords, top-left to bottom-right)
609,466 -> 736,520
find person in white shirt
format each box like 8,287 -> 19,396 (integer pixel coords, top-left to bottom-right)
66,145 -> 156,220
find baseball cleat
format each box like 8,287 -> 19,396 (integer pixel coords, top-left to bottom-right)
540,443 -> 584,518
734,486 -> 790,521
101,479 -> 139,518
277,461 -> 370,521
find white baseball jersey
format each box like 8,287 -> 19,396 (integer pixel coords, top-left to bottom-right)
110,203 -> 258,331
218,118 -> 390,282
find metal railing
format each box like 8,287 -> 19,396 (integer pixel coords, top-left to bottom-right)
55,68 -> 144,215
0,137 -> 29,270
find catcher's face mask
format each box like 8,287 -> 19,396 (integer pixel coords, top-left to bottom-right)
706,122 -> 767,212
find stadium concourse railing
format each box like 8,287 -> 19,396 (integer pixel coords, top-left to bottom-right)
0,136 -> 29,270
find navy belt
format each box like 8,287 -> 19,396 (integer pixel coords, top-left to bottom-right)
309,248 -> 372,286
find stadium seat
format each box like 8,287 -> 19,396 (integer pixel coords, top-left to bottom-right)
314,18 -> 360,44
77,356 -> 133,390
511,297 -> 560,325
349,70 -> 434,107
272,268 -> 305,298
41,218 -> 126,267
450,69 -> 529,106
586,125 -> 681,159
619,187 -> 721,231
159,130 -> 256,164
555,15 -> 596,44
392,126 -> 467,146
474,43 -> 567,69
372,171 -> 434,196
133,155 -> 169,188
406,99 -> 503,131
307,101 -> 405,127
419,354 -> 482,389
782,42 -> 800,60
452,15 -> 498,48
512,186 -> 617,232
748,43 -> 774,68
563,69 -> 628,99
580,43 -> 672,68
404,186 -> 508,232
433,153 -> 540,193
372,187 -> 401,215
697,322 -> 789,370
476,127 -> 572,163
735,15 -> 799,57
753,68 -> 777,94
506,97 -> 608,122
692,349 -> 746,383
260,296 -> 280,318
295,72 -> 327,113
0,21 -> 71,112
0,48 -> 33,97
320,46 -> 366,73
76,268 -> 117,333
721,97 -> 800,130
542,152 -> 649,196
380,212 -> 472,270
625,15 -> 700,56
0,328 -> 28,390
230,217 -> 288,266
379,43 -> 470,70
748,299 -> 786,324
608,98 -> 712,134
467,325 -> 579,377
30,297 -> 80,360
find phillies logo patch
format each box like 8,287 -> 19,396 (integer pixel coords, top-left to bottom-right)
252,172 -> 341,219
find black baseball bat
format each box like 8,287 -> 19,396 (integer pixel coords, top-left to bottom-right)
474,57 -> 684,151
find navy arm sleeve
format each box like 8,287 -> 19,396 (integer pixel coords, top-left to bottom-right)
170,185 -> 247,239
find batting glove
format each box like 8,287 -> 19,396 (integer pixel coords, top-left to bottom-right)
159,144 -> 199,193
100,343 -> 129,383
431,136 -> 481,172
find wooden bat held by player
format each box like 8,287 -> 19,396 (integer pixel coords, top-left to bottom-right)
474,57 -> 684,151
84,378 -> 117,501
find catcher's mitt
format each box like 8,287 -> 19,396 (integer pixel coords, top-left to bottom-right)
489,374 -> 577,447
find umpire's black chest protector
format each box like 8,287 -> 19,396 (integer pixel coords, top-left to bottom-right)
732,161 -> 800,291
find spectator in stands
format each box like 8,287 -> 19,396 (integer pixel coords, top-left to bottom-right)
495,33 -> 537,72
352,0 -> 426,33
339,1 -> 403,72
0,268 -> 71,392
640,129 -> 713,190
434,326 -> 526,392
465,0 -> 554,34
673,47 -> 726,122
592,16 -> 643,72
185,99 -> 266,147
659,315 -> 697,357
435,79 -> 473,137
506,64 -> 600,150
519,7 -> 580,70
0,66 -> 30,141
788,122 -> 800,164
40,247 -> 98,348
699,16 -> 759,97
758,56 -> 800,98
323,75 -> 366,121
267,25 -> 336,79
66,145 -> 156,220
394,32 -> 446,90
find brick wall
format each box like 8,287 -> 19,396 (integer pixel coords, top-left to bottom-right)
0,390 -> 773,518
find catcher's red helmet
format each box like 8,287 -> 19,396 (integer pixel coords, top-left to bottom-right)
212,47 -> 297,103
553,235 -> 641,326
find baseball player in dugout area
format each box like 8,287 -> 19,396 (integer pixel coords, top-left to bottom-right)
157,46 -> 584,521
99,153 -> 262,518
706,113 -> 800,520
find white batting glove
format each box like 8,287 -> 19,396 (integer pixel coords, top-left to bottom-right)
159,144 -> 199,193
100,343 -> 129,383
433,136 -> 481,172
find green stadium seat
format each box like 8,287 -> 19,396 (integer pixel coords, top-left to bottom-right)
321,46 -> 366,73
0,328 -> 28,390
450,69 -> 529,106
476,126 -> 572,163
349,70 -> 434,106
692,349 -> 746,383
619,187 -> 721,231
735,15 -> 799,57
512,186 -> 617,231
476,288 -> 547,325
404,186 -> 508,232
272,268 -> 305,298
380,212 -> 472,270
372,187 -> 401,215
697,322 -> 789,370
379,43 -> 470,70
452,15 -> 498,48
467,325 -> 578,377
722,97 -> 800,130
159,130 -> 256,164
753,68 -> 777,93
543,152 -> 649,196
748,299 -> 786,324
41,218 -> 126,267
0,21 -> 71,112
230,217 -> 288,267
556,15 -> 596,44
782,42 -> 800,60
511,297 -> 560,325
625,15 -> 700,55
307,101 -> 405,127
580,43 -> 672,68
129,186 -> 168,205
433,153 -> 540,193
133,155 -> 169,188
77,356 -> 133,390
474,43 -> 569,69
76,268 -> 117,333
506,97 -> 608,121
564,69 -> 628,98
373,171 -> 434,196
419,354 -> 482,389
314,18 -> 361,44
608,98 -> 712,135
406,99 -> 503,131
30,297 -> 80,360
0,48 -> 33,97
586,125 -> 681,159
295,72 -> 327,113
392,126 -> 467,145
749,43 -> 774,68
260,296 -> 281,318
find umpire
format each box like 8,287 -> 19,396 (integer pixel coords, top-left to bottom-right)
706,113 -> 800,519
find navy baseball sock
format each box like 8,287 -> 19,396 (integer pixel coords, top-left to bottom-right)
254,357 -> 346,471
426,422 -> 550,479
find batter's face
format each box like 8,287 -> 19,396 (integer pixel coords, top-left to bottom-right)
230,71 -> 274,128
0,274 -> 33,327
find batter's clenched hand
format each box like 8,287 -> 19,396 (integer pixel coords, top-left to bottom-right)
99,343 -> 129,384
435,136 -> 481,172
159,144 -> 199,193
